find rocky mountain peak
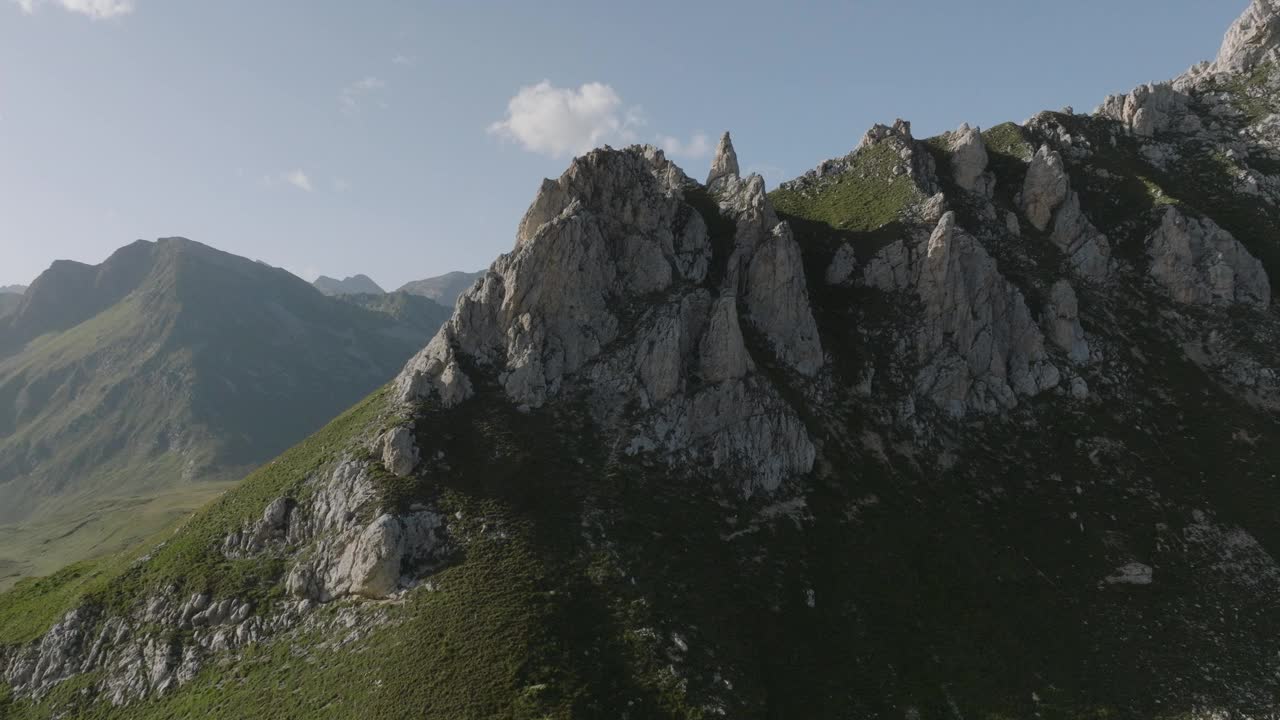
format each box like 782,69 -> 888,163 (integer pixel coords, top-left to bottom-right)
705,131 -> 740,190
1216,0 -> 1280,73
397,141 -> 821,492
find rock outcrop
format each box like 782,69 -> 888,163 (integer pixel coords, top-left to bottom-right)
1215,0 -> 1280,74
396,142 -> 820,493
1021,145 -> 1070,231
706,131 -> 740,190
382,426 -> 420,477
2,591 -> 327,705
1146,206 -> 1271,308
1097,83 -> 1200,137
283,460 -> 448,602
947,123 -> 991,194
1020,145 -> 1112,280
1042,280 -> 1092,366
864,212 -> 1059,417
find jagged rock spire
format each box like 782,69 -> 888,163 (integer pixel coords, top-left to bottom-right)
948,123 -> 989,194
706,131 -> 739,188
1216,0 -> 1280,73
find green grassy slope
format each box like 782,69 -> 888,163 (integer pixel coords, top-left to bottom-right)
0,239 -> 446,589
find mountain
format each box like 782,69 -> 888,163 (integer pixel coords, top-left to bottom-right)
312,274 -> 385,296
7,3 -> 1280,717
0,238 -> 446,590
397,270 -> 484,308
0,286 -> 25,295
338,291 -> 452,336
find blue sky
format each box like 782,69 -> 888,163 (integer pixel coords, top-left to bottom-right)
0,0 -> 1246,290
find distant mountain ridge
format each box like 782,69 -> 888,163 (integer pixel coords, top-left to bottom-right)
313,274 -> 385,296
397,270 -> 484,308
0,238 -> 448,587
0,286 -> 25,295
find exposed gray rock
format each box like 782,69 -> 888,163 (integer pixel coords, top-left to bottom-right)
1147,206 -> 1271,308
1043,280 -> 1092,366
915,213 -> 1060,416
283,460 -> 448,602
1070,376 -> 1090,400
1050,192 -> 1112,281
862,212 -> 1059,417
1215,0 -> 1280,74
1021,145 -> 1070,232
1105,562 -> 1154,586
394,144 -> 819,494
222,496 -> 294,558
3,607 -> 94,697
1097,83 -> 1200,137
826,243 -> 858,286
631,378 -> 816,495
4,591 -> 318,706
744,222 -> 824,376
397,147 -> 704,411
862,237 -> 914,292
699,296 -> 751,384
706,131 -> 740,190
1005,211 -> 1021,237
381,426 -> 419,477
947,123 -> 991,194
1020,145 -> 1112,281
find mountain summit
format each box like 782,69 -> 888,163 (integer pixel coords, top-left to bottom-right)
0,238 -> 446,587
396,270 -> 485,308
312,274 -> 386,296
5,2 -> 1280,717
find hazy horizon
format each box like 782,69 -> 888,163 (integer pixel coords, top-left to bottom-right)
0,0 -> 1245,289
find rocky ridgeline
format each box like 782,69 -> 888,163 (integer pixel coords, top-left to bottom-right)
8,1 -> 1280,714
396,133 -> 822,494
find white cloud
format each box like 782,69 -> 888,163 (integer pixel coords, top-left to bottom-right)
332,177 -> 351,192
259,170 -> 313,192
284,170 -> 313,192
12,0 -> 134,19
340,76 -> 386,114
488,81 -> 644,158
391,54 -> 417,67
656,133 -> 713,160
